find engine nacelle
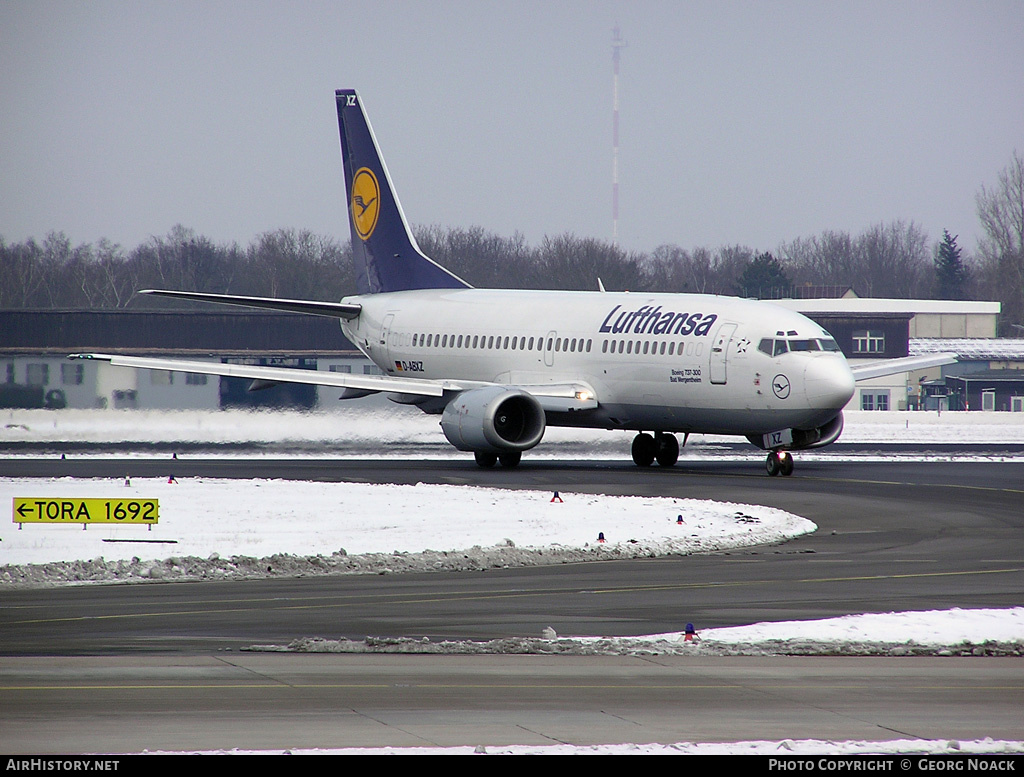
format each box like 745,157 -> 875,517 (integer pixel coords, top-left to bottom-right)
441,386 -> 546,453
746,412 -> 844,451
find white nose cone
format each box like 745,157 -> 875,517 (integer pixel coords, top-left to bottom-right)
804,356 -> 855,410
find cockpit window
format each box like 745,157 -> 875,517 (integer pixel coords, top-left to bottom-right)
764,336 -> 842,356
788,339 -> 819,352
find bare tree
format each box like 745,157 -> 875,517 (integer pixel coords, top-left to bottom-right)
976,150 -> 1024,332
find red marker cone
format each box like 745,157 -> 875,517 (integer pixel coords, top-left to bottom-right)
551,491 -> 563,503
168,475 -> 177,484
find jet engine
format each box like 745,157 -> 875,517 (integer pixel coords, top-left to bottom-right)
746,411 -> 844,451
441,386 -> 546,453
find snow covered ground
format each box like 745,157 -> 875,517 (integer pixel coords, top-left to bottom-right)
0,479 -> 811,575
174,739 -> 1024,755
2,407 -> 1022,756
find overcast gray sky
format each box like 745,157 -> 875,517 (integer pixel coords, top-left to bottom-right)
2,1 -> 1022,257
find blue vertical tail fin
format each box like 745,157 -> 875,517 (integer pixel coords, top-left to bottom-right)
336,89 -> 470,294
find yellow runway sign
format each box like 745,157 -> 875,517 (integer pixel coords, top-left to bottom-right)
13,498 -> 159,524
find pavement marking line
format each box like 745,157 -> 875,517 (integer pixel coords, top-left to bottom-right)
3,682 -> 1021,692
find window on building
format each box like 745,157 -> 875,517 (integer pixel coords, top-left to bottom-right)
329,364 -> 352,373
860,390 -> 890,411
982,390 -> 996,412
150,370 -> 174,385
61,363 -> 84,385
363,365 -> 383,375
853,330 -> 885,354
26,364 -> 49,386
185,373 -> 208,386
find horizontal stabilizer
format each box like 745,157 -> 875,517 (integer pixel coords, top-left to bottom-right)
139,289 -> 361,319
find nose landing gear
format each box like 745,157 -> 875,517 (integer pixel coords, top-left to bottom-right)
766,449 -> 794,477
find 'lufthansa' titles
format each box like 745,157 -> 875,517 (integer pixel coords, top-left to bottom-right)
598,305 -> 718,337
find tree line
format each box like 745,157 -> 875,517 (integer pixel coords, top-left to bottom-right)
3,153 -> 1022,334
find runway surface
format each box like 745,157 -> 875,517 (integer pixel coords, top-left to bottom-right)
2,453 -> 1022,752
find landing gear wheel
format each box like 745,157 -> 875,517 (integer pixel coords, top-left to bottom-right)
779,451 -> 794,476
655,432 -> 679,467
474,451 -> 497,468
498,451 -> 522,468
631,433 -> 656,467
766,450 -> 794,477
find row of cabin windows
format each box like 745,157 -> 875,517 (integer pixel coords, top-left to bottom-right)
601,339 -> 705,357
411,334 -> 594,354
407,332 -> 710,358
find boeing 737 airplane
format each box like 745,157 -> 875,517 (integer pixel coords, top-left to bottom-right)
72,89 -> 955,475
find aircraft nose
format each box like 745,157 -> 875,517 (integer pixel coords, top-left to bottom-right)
804,356 -> 855,409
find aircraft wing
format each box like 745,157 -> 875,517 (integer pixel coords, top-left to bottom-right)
850,353 -> 958,382
139,289 -> 362,319
69,353 -> 447,396
67,354 -> 601,411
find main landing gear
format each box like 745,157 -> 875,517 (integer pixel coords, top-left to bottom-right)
474,451 -> 522,468
631,432 -> 679,467
765,449 -> 794,477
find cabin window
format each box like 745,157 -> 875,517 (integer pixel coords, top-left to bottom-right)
602,340 -> 608,353
586,339 -> 592,352
773,340 -> 789,356
669,342 -> 675,355
758,338 -> 773,355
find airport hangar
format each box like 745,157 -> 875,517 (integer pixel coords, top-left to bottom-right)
2,298 -> 1022,414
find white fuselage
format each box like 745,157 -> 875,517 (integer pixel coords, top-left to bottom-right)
341,288 -> 856,436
